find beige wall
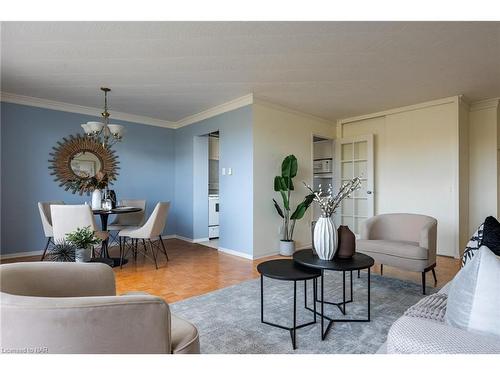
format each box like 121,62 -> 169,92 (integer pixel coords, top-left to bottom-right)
253,101 -> 336,258
468,99 -> 500,235
339,97 -> 463,258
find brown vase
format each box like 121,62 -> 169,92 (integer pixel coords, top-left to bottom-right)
335,225 -> 356,259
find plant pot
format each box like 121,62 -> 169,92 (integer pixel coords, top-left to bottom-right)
91,189 -> 102,210
313,216 -> 337,260
279,240 -> 295,256
75,247 -> 91,263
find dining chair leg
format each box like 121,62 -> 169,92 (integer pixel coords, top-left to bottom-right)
158,235 -> 169,261
148,239 -> 159,269
40,237 -> 51,261
119,237 -> 124,268
134,239 -> 138,261
142,239 -> 147,256
432,268 -> 437,286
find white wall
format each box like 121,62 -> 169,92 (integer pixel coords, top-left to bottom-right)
253,101 -> 336,258
339,97 -> 463,258
468,98 -> 500,234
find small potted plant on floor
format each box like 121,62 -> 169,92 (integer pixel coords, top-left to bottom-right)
66,226 -> 101,262
273,155 -> 315,256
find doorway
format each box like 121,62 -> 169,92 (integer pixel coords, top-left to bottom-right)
199,131 -> 220,250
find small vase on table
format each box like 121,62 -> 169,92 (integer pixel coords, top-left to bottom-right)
91,189 -> 102,210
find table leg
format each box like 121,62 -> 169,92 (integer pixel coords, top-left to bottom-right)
342,271 -> 346,315
368,267 -> 371,322
99,213 -> 109,258
292,280 -> 297,349
321,270 -> 324,340
260,275 -> 264,323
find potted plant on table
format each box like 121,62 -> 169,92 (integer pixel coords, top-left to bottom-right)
273,155 -> 315,256
66,226 -> 101,262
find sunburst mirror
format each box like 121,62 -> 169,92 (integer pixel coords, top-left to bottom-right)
49,134 -> 120,195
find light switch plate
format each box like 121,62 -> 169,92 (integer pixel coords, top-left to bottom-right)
222,168 -> 226,175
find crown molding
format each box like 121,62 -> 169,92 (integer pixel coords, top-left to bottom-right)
253,97 -> 334,125
339,96 -> 461,125
173,93 -> 254,129
469,97 -> 500,112
0,92 -> 177,129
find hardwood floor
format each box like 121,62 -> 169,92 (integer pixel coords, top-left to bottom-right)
1,238 -> 461,303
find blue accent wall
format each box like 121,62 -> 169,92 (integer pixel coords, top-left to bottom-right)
1,102 -> 175,255
173,106 -> 253,255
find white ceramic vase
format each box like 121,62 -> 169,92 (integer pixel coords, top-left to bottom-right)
313,216 -> 338,260
279,240 -> 295,256
91,189 -> 102,210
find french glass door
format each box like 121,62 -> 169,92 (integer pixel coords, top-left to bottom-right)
335,134 -> 374,235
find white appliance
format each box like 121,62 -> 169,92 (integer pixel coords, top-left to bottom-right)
208,195 -> 219,239
314,159 -> 333,173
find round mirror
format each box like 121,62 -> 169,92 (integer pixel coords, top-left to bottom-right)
49,134 -> 119,195
70,151 -> 102,178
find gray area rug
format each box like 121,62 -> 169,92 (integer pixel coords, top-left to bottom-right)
171,271 -> 433,354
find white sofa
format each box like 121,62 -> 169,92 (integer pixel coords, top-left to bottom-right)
378,283 -> 500,354
0,262 -> 200,354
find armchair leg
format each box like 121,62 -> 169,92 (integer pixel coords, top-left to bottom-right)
380,264 -> 383,275
40,237 -> 51,261
432,268 -> 437,286
357,270 -> 360,278
422,272 -> 426,295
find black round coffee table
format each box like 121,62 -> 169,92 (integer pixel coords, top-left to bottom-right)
293,250 -> 374,340
92,207 -> 143,267
257,259 -> 321,350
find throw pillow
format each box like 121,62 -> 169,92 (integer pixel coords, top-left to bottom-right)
446,246 -> 500,337
481,216 -> 500,257
461,223 -> 484,267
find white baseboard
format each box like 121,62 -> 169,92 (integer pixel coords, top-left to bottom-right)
193,237 -> 209,243
0,250 -> 44,260
218,247 -> 253,260
172,235 -> 195,243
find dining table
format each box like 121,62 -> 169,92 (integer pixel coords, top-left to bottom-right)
91,206 -> 142,267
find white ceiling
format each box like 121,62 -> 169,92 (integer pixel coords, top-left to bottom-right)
1,22 -> 499,122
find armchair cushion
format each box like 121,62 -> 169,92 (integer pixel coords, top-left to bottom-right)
356,239 -> 428,260
171,313 -> 200,354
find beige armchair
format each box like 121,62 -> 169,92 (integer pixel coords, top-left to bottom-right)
0,262 -> 200,354
356,213 -> 437,294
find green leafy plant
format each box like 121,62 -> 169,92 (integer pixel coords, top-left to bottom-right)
66,226 -> 100,249
47,241 -> 76,262
68,171 -> 109,195
273,155 -> 315,241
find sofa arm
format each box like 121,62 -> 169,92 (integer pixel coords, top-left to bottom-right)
1,293 -> 171,354
360,216 -> 378,240
387,316 -> 500,354
0,262 -> 116,297
419,220 -> 437,263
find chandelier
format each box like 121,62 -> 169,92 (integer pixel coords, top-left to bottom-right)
81,87 -> 124,147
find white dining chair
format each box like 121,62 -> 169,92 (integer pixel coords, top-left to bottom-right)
108,199 -> 146,248
118,202 -> 170,269
51,205 -> 109,257
38,201 -> 64,261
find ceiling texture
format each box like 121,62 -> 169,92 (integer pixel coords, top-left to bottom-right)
1,21 -> 499,123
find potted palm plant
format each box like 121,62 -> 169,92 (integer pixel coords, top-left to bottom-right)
273,155 -> 315,256
66,226 -> 101,262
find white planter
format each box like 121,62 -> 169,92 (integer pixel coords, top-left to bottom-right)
279,240 -> 295,256
313,216 -> 338,260
91,189 -> 102,210
75,248 -> 91,262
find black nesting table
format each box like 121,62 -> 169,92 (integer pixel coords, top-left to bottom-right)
257,259 -> 321,349
293,249 -> 374,339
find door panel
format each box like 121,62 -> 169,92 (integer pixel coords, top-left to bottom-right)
335,134 -> 374,235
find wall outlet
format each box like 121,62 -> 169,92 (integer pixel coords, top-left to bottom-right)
222,168 -> 226,175
227,167 -> 232,175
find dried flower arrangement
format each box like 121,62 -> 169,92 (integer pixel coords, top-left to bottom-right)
304,177 -> 362,217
